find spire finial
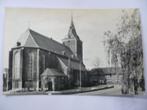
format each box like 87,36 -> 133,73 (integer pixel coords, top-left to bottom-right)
70,12 -> 75,28
27,21 -> 31,29
71,12 -> 73,24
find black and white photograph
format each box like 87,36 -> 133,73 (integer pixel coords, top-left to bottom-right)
3,8 -> 145,96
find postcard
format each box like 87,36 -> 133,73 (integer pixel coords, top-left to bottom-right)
3,8 -> 145,95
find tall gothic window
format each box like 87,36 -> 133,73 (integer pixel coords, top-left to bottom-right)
27,53 -> 35,80
13,51 -> 21,79
42,55 -> 45,71
40,54 -> 46,73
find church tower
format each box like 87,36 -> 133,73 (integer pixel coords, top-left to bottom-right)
62,17 -> 83,61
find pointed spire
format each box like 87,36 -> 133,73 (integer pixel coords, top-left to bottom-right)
70,14 -> 74,28
68,14 -> 80,40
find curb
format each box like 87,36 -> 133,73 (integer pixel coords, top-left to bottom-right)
51,86 -> 114,95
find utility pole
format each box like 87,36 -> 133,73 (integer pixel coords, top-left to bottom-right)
79,61 -> 82,88
68,57 -> 71,72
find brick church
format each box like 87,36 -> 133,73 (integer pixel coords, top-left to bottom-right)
7,18 -> 87,91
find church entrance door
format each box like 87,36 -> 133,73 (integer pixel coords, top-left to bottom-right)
48,81 -> 52,91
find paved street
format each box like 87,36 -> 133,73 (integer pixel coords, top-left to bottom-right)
76,85 -> 122,95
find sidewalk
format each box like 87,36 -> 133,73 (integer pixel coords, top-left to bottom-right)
3,89 -> 48,95
3,85 -> 114,95
48,85 -> 114,95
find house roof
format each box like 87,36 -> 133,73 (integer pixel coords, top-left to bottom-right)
90,67 -> 122,75
17,29 -> 74,58
41,68 -> 66,77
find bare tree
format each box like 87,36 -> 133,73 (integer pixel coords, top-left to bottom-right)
103,9 -> 144,94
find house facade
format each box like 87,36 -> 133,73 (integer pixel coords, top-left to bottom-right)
88,67 -> 123,86
7,19 -> 86,91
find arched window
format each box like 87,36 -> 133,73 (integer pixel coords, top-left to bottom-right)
27,53 -> 35,80
42,55 -> 45,70
40,54 -> 46,73
13,51 -> 21,79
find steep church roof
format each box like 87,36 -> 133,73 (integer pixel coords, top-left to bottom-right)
41,68 -> 66,77
17,28 -> 74,57
57,57 -> 86,71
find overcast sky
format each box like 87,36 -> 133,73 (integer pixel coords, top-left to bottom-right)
3,8 -> 134,69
